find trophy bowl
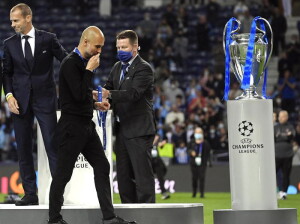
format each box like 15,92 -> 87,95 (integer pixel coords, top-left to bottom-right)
230,33 -> 268,99
223,17 -> 273,100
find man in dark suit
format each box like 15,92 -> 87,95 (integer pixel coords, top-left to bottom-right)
2,3 -> 67,206
103,30 -> 156,203
188,127 -> 211,198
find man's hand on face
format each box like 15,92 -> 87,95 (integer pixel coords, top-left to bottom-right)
86,53 -> 100,71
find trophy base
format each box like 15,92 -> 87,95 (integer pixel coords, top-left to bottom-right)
235,88 -> 264,100
214,208 -> 298,224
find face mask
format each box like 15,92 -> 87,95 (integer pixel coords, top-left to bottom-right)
117,50 -> 133,63
218,123 -> 224,129
194,133 -> 203,140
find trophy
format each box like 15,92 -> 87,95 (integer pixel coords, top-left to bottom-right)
214,16 -> 298,224
223,17 -> 273,100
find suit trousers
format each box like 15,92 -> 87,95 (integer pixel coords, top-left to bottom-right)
12,104 -> 57,195
115,122 -> 155,203
152,157 -> 167,194
190,165 -> 207,196
276,156 -> 293,192
49,116 -> 115,222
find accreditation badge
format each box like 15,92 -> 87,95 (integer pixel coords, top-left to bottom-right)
195,157 -> 202,166
151,149 -> 158,158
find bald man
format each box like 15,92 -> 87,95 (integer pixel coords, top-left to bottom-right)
274,110 -> 295,200
48,26 -> 136,224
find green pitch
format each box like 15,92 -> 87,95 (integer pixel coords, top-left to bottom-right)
113,192 -> 300,224
0,193 -> 299,224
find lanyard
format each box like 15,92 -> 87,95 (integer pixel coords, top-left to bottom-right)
73,47 -> 97,72
73,47 -> 88,63
196,143 -> 203,156
96,85 -> 107,150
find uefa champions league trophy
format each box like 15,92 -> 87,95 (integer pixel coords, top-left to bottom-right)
213,16 -> 298,224
225,18 -> 270,100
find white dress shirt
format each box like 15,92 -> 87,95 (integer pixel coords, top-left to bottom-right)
21,26 -> 35,57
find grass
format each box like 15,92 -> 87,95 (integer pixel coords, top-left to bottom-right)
0,193 -> 299,224
113,192 -> 300,224
0,193 -> 5,202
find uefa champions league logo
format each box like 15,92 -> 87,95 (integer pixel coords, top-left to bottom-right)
238,121 -> 254,137
232,120 -> 263,153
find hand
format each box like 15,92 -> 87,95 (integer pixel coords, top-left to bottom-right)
7,96 -> 20,114
158,140 -> 167,147
94,101 -> 110,111
86,53 -> 100,71
102,88 -> 110,99
92,90 -> 98,101
191,151 -> 196,157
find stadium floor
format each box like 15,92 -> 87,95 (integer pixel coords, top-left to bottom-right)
0,193 -> 299,224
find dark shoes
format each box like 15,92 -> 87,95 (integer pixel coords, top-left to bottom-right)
103,216 -> 137,224
48,216 -> 134,224
15,194 -> 38,206
161,192 -> 171,200
48,219 -> 68,224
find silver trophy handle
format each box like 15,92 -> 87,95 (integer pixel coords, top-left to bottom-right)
257,18 -> 273,68
223,19 -> 241,54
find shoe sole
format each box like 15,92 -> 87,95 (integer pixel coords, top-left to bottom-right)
15,202 -> 39,206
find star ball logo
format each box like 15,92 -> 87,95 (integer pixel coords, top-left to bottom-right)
232,120 -> 263,154
238,120 -> 254,137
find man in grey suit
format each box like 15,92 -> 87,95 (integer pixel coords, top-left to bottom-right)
103,30 -> 156,203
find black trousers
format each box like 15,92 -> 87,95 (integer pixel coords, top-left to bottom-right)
12,104 -> 57,195
152,158 -> 167,194
115,123 -> 155,203
49,116 -> 115,222
273,34 -> 286,56
275,156 -> 293,192
190,165 -> 207,196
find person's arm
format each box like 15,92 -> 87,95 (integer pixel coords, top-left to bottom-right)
109,64 -> 154,103
2,42 -> 19,114
287,125 -> 296,142
275,125 -> 293,142
153,134 -> 160,146
104,63 -> 117,91
94,101 -> 110,111
2,42 -> 13,95
187,142 -> 196,157
51,34 -> 68,62
62,54 -> 98,102
285,79 -> 296,89
277,79 -> 285,92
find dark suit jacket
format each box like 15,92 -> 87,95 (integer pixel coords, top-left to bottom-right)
0,58 -> 3,100
2,29 -> 67,115
104,55 -> 156,139
188,139 -> 211,167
